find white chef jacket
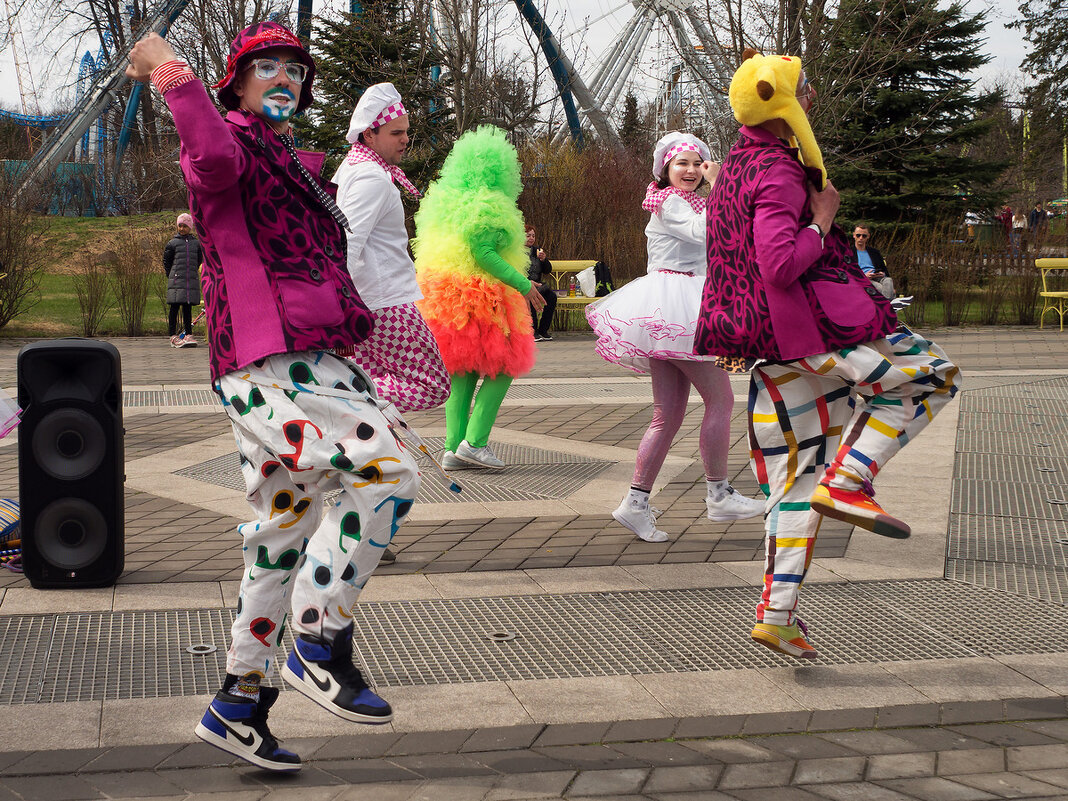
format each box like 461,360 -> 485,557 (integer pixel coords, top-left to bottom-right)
332,160 -> 422,311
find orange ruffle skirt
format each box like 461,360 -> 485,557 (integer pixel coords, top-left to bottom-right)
417,272 -> 537,379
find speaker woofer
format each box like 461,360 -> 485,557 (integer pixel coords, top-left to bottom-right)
31,408 -> 106,480
34,499 -> 109,570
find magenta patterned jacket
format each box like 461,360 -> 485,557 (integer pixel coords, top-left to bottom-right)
694,125 -> 896,362
162,79 -> 373,380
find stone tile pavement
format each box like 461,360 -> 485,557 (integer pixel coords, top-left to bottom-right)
0,327 -> 1067,799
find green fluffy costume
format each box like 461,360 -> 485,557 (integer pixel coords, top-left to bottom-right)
414,126 -> 537,464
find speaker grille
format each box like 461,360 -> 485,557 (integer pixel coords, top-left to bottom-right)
33,499 -> 109,571
31,408 -> 106,481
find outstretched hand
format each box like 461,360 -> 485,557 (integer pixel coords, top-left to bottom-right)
527,283 -> 547,313
126,33 -> 178,82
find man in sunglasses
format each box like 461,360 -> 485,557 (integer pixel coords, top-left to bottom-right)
853,224 -> 894,299
127,22 -> 420,772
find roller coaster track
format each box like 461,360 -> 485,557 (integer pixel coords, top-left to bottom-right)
13,0 -> 191,202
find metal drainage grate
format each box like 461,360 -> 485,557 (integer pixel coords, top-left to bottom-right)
956,430 -> 1068,458
174,439 -> 616,504
948,514 -> 1068,567
963,376 -> 1068,399
957,412 -> 1068,436
952,479 -> 1068,520
950,376 -> 1068,604
945,561 -> 1068,607
123,389 -> 219,408
0,579 -> 1064,704
954,452 -> 1068,484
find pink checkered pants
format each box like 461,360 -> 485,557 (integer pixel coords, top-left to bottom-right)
337,302 -> 451,412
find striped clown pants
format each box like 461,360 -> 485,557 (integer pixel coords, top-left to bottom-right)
748,326 -> 960,626
215,350 -> 421,679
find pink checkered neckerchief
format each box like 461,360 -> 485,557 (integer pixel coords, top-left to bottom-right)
642,182 -> 707,215
345,141 -> 421,197
374,101 -> 406,128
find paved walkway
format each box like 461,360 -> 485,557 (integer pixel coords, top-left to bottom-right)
0,327 -> 1066,800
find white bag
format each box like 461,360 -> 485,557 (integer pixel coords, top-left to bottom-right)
576,265 -> 596,297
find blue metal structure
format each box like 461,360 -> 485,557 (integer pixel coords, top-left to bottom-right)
509,0 -> 584,147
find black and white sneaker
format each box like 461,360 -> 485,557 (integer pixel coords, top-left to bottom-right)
281,624 -> 393,724
194,685 -> 301,772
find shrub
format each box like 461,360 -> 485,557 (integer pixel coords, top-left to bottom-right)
0,176 -> 46,329
72,251 -> 114,337
108,227 -> 162,336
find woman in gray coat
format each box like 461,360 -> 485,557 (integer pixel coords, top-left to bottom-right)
163,213 -> 203,347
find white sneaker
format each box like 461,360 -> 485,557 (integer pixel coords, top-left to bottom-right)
179,334 -> 198,348
706,487 -> 764,522
441,450 -> 475,470
612,497 -> 668,543
455,440 -> 506,470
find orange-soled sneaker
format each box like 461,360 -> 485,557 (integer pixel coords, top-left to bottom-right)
751,621 -> 818,660
810,483 -> 911,539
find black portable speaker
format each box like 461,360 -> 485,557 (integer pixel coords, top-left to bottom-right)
17,339 -> 124,588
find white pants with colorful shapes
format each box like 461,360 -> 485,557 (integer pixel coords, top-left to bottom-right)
216,350 -> 421,678
748,326 -> 960,626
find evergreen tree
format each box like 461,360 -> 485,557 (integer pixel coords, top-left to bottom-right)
1013,0 -> 1068,121
295,1 -> 453,190
816,0 -> 1006,226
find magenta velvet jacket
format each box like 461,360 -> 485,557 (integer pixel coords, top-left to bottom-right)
163,79 -> 374,380
694,126 -> 896,362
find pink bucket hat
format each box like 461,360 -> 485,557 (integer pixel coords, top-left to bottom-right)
212,21 -> 315,113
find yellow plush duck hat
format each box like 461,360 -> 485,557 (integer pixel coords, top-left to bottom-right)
729,48 -> 826,189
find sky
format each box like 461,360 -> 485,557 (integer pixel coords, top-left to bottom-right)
0,0 -> 1030,115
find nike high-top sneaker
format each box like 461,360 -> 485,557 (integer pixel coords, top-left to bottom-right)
281,623 -> 392,724
194,681 -> 301,771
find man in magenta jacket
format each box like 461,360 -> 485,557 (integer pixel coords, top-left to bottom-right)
128,24 -> 420,771
694,50 -> 960,661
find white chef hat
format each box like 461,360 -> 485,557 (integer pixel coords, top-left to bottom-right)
651,132 -> 711,180
345,82 -> 407,144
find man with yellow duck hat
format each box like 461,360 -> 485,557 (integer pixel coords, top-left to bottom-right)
694,50 -> 961,660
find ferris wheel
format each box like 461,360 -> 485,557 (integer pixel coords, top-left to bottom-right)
549,0 -> 737,150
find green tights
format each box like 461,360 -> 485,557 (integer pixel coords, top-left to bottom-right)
444,372 -> 513,451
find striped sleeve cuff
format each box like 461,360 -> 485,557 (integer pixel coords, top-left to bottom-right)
150,60 -> 196,94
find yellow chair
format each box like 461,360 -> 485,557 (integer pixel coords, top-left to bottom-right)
1037,258 -> 1068,331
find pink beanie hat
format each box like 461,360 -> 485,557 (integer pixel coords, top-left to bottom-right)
176,213 -> 193,228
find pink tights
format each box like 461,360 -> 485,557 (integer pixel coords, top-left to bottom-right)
632,358 -> 734,491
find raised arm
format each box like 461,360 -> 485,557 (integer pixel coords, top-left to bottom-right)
127,33 -> 246,193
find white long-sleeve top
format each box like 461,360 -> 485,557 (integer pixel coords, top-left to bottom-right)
331,160 -> 421,311
644,193 -> 707,277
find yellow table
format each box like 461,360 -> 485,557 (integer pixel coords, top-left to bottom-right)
544,260 -> 598,292
1037,258 -> 1068,330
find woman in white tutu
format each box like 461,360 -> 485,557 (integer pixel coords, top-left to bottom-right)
586,132 -> 764,542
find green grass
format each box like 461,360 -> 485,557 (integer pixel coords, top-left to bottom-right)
35,211 -> 176,272
0,270 -> 194,339
0,213 -> 1051,338
0,212 -> 194,338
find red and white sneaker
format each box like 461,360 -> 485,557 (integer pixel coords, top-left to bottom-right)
751,620 -> 818,660
810,482 -> 910,539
